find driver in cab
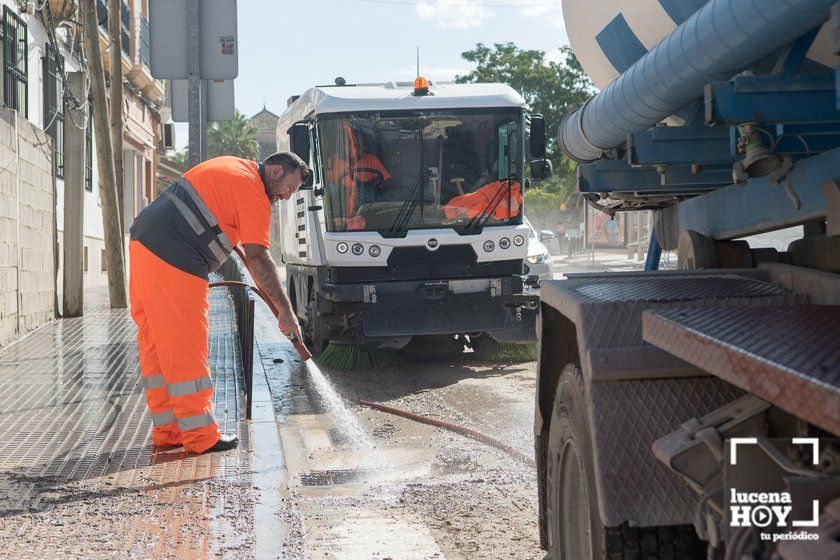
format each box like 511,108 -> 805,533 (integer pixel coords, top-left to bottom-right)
326,122 -> 392,230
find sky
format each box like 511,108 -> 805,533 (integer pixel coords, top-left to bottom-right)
175,0 -> 570,149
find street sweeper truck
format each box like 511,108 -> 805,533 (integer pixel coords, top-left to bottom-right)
272,78 -> 550,360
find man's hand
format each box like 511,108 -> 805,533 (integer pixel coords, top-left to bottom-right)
278,311 -> 303,344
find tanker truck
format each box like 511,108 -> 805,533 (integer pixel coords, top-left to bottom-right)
272,80 -> 550,356
535,1 -> 840,558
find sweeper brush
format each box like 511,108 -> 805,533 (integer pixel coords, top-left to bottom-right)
469,336 -> 539,363
315,342 -> 404,371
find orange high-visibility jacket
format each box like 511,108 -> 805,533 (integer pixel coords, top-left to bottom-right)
443,180 -> 522,221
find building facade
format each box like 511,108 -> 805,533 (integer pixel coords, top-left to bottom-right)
249,106 -> 279,160
0,0 -> 166,347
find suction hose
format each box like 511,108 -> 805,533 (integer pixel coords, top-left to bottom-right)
210,250 -> 534,466
559,0 -> 837,162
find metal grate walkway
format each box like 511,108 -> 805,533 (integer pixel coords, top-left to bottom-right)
0,286 -> 256,558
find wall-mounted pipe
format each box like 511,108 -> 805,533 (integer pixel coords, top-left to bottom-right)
559,0 -> 836,163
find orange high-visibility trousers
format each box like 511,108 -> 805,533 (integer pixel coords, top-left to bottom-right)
129,241 -> 221,453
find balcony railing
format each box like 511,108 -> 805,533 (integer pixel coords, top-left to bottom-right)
140,17 -> 150,67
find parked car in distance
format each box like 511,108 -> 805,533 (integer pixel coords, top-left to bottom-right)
522,217 -> 555,292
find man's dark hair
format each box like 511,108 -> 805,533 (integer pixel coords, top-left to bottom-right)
264,151 -> 310,182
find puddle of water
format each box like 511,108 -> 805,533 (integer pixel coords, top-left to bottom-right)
304,361 -> 375,452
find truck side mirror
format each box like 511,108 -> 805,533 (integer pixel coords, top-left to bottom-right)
530,158 -> 553,180
529,114 -> 547,159
289,121 -> 311,166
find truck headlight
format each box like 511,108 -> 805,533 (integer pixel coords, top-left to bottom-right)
513,235 -> 525,246
499,237 -> 510,249
351,243 -> 364,256
483,240 -> 495,252
337,242 -> 348,254
369,245 -> 381,257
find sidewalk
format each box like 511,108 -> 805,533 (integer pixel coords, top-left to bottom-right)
551,247 -> 647,275
0,285 -> 278,559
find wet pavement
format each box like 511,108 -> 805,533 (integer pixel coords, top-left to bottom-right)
255,302 -> 545,559
0,286 -> 262,559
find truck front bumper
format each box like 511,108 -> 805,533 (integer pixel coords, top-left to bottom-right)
323,277 -> 539,347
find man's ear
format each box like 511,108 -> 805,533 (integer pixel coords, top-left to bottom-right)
267,164 -> 285,181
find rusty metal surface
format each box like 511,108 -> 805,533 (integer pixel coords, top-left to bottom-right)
0,287 -> 255,558
540,273 -> 804,351
643,305 -> 840,436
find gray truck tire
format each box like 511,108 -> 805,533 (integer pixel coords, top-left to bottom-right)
546,363 -> 706,559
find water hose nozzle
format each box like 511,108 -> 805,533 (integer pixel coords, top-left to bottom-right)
288,333 -> 313,362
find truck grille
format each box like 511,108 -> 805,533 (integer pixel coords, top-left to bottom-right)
387,245 -> 476,279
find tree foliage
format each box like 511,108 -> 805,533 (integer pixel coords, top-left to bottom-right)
208,109 -> 260,160
457,43 -> 594,206
457,43 -> 593,164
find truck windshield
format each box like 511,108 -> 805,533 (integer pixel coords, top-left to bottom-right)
317,109 -> 523,233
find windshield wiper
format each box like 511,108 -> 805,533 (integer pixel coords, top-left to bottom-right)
389,168 -> 433,233
389,116 -> 431,234
464,176 -> 517,231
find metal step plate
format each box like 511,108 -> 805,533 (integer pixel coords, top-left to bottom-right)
540,272 -> 806,351
643,305 -> 840,435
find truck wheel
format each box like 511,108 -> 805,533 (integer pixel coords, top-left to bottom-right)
546,363 -> 706,559
305,297 -> 326,355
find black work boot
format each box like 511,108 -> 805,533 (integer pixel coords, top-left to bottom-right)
206,433 -> 239,453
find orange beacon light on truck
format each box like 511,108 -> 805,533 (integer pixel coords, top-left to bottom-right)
413,76 -> 430,96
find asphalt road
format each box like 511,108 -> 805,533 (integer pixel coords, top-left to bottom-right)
257,319 -> 544,559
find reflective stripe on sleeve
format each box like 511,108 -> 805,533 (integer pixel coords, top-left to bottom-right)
167,376 -> 214,398
177,411 -> 217,432
151,410 -> 177,426
142,374 -> 167,391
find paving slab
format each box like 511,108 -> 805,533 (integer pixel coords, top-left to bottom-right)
0,285 -> 270,559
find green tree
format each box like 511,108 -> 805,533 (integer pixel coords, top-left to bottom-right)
208,109 -> 260,159
168,149 -> 188,166
457,43 -> 594,205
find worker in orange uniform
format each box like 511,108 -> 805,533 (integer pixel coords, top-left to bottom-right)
326,122 -> 391,230
129,153 -> 310,454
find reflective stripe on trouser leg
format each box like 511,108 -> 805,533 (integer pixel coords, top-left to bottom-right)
167,375 -> 214,397
142,374 -> 166,391
151,410 -> 177,426
130,259 -> 183,447
129,241 -> 220,454
177,411 -> 217,431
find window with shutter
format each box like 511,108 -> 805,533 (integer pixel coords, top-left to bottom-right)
43,44 -> 64,178
3,6 -> 28,117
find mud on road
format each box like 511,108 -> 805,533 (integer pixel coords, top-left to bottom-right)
262,342 -> 545,560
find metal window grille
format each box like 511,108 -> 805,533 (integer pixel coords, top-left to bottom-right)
140,17 -> 150,67
3,6 -> 28,117
85,112 -> 93,191
120,2 -> 130,57
43,44 -> 65,178
97,0 -> 109,33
